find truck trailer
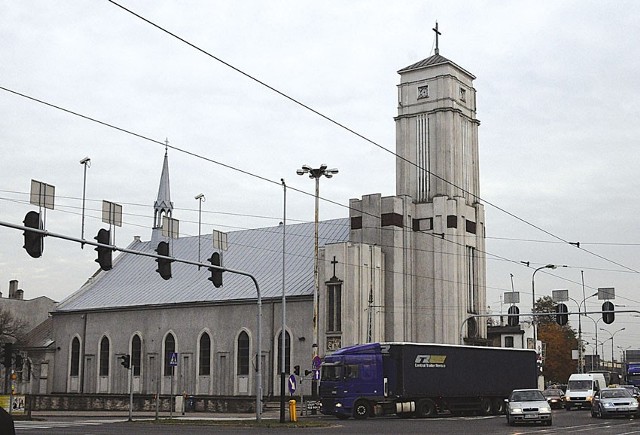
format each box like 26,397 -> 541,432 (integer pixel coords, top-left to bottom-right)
320,342 -> 537,419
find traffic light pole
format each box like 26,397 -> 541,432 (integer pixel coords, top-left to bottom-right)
128,364 -> 133,421
1,218 -> 264,422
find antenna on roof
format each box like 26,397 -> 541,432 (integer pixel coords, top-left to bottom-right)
433,21 -> 441,55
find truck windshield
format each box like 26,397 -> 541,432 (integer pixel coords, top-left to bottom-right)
568,380 -> 592,390
321,364 -> 343,381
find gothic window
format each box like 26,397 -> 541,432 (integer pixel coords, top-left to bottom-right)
237,331 -> 249,376
70,337 -> 80,376
467,246 -> 478,313
99,336 -> 110,376
199,332 -> 212,376
131,335 -> 142,376
277,331 -> 291,374
327,282 -> 342,332
164,333 -> 176,376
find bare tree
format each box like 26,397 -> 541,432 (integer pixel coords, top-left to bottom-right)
0,307 -> 29,344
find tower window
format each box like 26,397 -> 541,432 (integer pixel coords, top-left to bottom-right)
459,88 -> 466,102
418,85 -> 429,99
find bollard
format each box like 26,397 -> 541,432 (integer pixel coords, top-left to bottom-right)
288,399 -> 297,422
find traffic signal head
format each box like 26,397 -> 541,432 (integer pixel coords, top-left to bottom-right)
2,343 -> 12,368
14,354 -> 23,370
602,301 -> 615,324
119,354 -> 131,369
155,241 -> 172,280
293,365 -> 300,376
507,305 -> 519,327
23,211 -> 44,258
555,303 -> 569,326
208,252 -> 223,288
94,228 -> 113,271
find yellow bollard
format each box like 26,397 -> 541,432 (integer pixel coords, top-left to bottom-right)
289,399 -> 297,422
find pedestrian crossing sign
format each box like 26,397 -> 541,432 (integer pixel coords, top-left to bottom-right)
169,352 -> 178,366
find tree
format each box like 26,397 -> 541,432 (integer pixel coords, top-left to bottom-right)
0,307 -> 28,344
535,296 -> 578,383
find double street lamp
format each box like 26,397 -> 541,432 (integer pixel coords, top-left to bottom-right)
531,264 -> 566,349
600,327 -> 626,366
297,164 -> 338,398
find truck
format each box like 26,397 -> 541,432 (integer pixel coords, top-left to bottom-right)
625,350 -> 640,387
319,342 -> 537,419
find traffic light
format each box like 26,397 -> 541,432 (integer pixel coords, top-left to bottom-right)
555,303 -> 569,326
305,369 -> 312,377
602,301 -> 615,324
23,211 -> 43,258
94,228 -> 113,271
507,305 -> 519,327
293,365 -> 300,376
14,354 -> 23,370
155,241 -> 172,280
208,252 -> 223,288
119,354 -> 131,369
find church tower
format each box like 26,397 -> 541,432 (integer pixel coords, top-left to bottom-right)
151,148 -> 173,244
349,25 -> 486,345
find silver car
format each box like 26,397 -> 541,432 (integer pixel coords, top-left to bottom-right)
506,389 -> 553,426
591,387 -> 639,418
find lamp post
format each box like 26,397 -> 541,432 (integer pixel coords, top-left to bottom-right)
297,164 -> 338,399
194,193 -> 205,265
601,327 -> 626,367
79,156 -> 91,247
531,264 -> 566,349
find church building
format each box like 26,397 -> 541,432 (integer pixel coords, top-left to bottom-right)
49,46 -> 486,400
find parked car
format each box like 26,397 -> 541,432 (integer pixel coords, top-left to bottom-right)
590,387 -> 639,419
506,389 -> 553,426
543,388 -> 565,409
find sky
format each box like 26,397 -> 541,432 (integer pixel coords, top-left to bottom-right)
1,1 -> 640,356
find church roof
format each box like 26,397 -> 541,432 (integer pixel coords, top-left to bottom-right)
56,218 -> 350,312
398,53 -> 476,79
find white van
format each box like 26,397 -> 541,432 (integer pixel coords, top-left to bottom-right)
564,373 -> 607,410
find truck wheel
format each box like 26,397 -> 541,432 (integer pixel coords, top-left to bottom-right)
480,398 -> 492,415
353,400 -> 371,420
492,398 -> 506,415
416,399 -> 437,418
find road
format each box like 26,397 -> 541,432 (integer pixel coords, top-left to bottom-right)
14,409 -> 640,434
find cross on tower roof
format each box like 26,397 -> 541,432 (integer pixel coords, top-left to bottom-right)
433,21 -> 441,55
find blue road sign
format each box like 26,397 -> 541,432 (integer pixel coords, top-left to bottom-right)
288,374 -> 297,394
169,352 -> 178,367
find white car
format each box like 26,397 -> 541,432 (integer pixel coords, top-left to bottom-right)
506,389 -> 553,426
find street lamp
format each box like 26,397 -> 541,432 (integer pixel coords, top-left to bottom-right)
530,264 -> 566,349
80,156 -> 91,247
600,327 -> 626,366
297,164 -> 338,398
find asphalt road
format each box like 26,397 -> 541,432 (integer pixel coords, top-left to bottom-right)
14,409 -> 640,434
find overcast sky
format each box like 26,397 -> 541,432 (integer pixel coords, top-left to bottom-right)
1,1 -> 639,354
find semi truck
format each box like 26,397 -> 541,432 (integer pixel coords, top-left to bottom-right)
319,342 -> 537,419
625,350 -> 640,387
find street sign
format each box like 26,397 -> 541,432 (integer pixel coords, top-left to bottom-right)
313,369 -> 320,381
312,355 -> 322,370
169,352 -> 178,366
288,374 -> 297,394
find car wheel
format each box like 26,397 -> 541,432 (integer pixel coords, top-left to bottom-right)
546,419 -> 552,426
353,400 -> 370,420
591,407 -> 597,418
598,405 -> 604,419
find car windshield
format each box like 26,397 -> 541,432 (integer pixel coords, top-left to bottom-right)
601,389 -> 632,399
511,390 -> 545,402
568,380 -> 592,390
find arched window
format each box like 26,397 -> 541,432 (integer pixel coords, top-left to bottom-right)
199,333 -> 211,376
164,333 -> 176,376
131,335 -> 142,376
70,337 -> 80,376
99,336 -> 110,376
277,331 -> 290,374
237,331 -> 249,375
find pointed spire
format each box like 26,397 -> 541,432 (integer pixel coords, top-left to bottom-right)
152,146 -> 173,243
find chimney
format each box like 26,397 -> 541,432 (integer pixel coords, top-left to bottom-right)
9,280 -> 18,299
15,289 -> 24,300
